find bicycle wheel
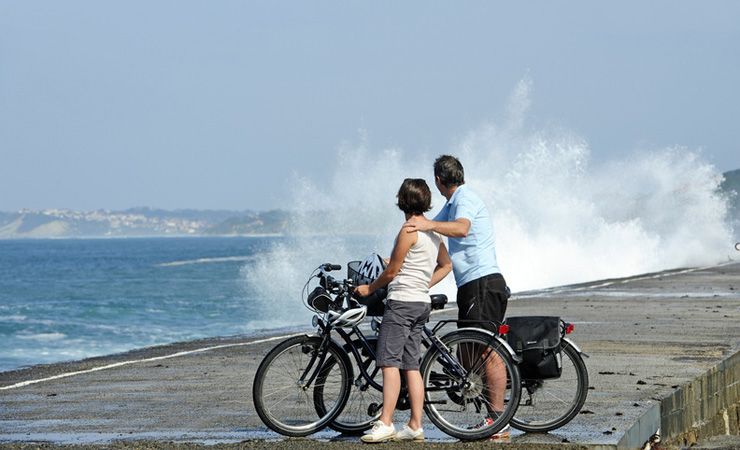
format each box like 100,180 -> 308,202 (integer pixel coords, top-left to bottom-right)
317,336 -> 383,434
510,342 -> 589,432
420,329 -> 521,441
253,335 -> 352,436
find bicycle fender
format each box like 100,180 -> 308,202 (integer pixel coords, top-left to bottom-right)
563,337 -> 589,358
495,335 -> 522,363
438,328 -> 523,364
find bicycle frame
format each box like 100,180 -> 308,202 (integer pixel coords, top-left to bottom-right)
334,326 -> 382,392
309,316 -> 510,400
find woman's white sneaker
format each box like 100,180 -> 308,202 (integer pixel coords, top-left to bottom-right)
393,424 -> 424,441
361,421 -> 396,443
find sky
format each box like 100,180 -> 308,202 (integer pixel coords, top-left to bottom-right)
1,1 -> 738,212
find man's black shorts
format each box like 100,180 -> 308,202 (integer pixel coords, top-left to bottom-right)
456,272 -> 508,333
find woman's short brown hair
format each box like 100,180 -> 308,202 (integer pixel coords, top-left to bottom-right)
397,178 -> 432,215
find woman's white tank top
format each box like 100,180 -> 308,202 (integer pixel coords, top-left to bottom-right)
387,230 -> 441,303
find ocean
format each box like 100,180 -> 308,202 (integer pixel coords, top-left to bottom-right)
2,80 -> 736,373
0,237 -> 292,372
0,234 -> 435,373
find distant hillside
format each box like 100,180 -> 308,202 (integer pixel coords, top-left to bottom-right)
2,169 -> 738,239
0,208 -> 270,239
202,210 -> 290,235
120,207 -> 248,223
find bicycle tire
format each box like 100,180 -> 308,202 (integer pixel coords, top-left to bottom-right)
510,341 -> 589,432
316,336 -> 383,434
420,329 -> 521,440
252,335 -> 352,437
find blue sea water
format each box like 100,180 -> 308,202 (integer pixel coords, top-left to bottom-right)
0,237 -> 303,373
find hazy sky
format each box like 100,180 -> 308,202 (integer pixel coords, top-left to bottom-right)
1,1 -> 738,212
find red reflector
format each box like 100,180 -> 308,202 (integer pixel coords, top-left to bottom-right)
566,324 -> 574,334
498,324 -> 509,335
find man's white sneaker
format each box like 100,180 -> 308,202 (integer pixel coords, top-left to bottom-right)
393,424 -> 424,441
361,421 -> 396,443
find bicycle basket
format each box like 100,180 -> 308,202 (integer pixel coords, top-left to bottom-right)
348,256 -> 387,317
307,286 -> 332,313
504,316 -> 563,380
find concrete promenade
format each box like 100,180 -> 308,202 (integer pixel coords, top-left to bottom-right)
1,262 -> 740,449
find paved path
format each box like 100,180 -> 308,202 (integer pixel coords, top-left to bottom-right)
1,262 -> 740,449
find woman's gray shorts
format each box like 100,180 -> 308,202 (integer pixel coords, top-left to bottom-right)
375,300 -> 431,371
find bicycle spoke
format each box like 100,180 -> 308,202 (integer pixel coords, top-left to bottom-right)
510,343 -> 589,432
421,330 -> 521,440
253,336 -> 351,437
322,336 -> 383,434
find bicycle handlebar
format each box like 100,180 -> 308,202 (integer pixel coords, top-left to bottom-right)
310,263 -> 364,314
317,263 -> 355,295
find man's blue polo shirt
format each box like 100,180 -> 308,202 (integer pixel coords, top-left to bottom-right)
433,184 -> 500,287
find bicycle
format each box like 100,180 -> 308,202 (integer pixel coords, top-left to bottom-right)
326,296 -> 590,434
252,263 -> 522,440
508,319 -> 589,432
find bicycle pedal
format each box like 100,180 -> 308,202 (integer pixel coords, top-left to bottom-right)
368,403 -> 381,416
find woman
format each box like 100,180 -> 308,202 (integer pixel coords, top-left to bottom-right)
355,178 -> 452,443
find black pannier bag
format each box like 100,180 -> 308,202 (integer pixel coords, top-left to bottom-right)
504,316 -> 563,380
348,255 -> 388,316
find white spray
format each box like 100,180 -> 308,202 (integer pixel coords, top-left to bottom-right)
241,78 -> 735,328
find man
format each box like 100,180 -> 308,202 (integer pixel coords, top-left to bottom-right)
403,154 -> 510,438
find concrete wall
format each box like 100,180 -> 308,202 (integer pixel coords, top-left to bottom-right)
662,350 -> 740,447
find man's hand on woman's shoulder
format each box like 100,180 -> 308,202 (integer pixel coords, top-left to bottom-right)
403,215 -> 432,233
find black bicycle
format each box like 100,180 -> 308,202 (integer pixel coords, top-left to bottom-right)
320,291 -> 590,435
252,263 -> 522,440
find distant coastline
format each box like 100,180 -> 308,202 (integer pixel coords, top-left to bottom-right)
0,208 -> 290,239
3,169 -> 738,240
